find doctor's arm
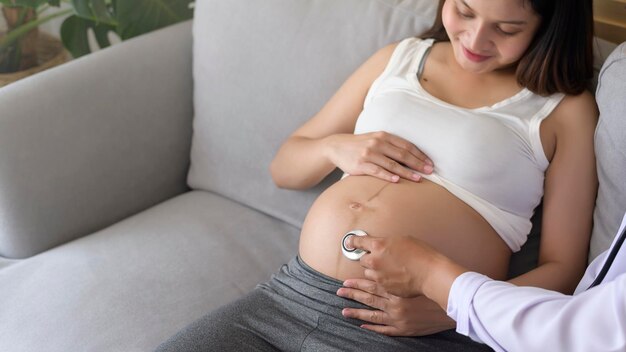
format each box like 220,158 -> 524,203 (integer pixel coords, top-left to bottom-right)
446,270 -> 626,352
349,234 -> 626,352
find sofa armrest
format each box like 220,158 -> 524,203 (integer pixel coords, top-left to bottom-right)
0,20 -> 194,259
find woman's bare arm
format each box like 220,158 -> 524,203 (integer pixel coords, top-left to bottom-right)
508,91 -> 599,293
270,42 -> 434,190
269,43 -> 397,189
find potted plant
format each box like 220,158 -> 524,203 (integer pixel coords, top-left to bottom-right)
1,0 -> 194,86
60,0 -> 194,58
0,1 -> 72,84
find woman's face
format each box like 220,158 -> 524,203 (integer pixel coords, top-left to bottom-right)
441,0 -> 542,74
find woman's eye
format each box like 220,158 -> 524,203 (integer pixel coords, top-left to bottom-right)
456,9 -> 473,19
497,27 -> 518,36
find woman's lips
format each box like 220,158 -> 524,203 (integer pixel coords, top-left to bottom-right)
462,46 -> 491,62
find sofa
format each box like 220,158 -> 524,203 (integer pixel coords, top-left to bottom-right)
0,1 -> 624,351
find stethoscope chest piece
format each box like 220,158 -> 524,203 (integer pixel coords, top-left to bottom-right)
341,229 -> 368,261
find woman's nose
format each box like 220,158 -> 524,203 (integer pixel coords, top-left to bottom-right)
466,22 -> 492,52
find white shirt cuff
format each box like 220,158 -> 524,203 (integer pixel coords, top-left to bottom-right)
446,271 -> 491,336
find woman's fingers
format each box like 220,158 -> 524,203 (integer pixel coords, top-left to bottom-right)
337,279 -> 394,326
330,131 -> 433,182
362,162 -> 402,183
360,324 -> 401,336
337,275 -> 457,337
361,133 -> 432,180
380,132 -> 434,173
364,154 -> 420,182
341,307 -> 389,325
386,146 -> 433,176
343,278 -> 389,296
336,287 -> 388,310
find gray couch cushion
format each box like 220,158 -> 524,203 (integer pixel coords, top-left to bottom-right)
590,42 -> 626,261
188,0 -> 438,228
0,21 -> 194,259
0,190 -> 299,352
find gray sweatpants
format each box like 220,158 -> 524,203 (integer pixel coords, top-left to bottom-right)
155,257 -> 493,352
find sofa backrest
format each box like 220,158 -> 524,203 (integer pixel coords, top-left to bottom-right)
188,0 -> 438,228
590,42 -> 626,261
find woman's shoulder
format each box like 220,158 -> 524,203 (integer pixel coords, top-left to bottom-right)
365,37 -> 430,76
374,41 -> 400,60
552,90 -> 598,124
362,42 -> 400,78
537,90 -> 596,161
549,90 -> 598,136
374,37 -> 434,58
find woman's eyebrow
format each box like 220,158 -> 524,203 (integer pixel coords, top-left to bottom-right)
460,0 -> 528,25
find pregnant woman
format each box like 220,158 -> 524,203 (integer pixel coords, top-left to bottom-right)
157,0 -> 598,351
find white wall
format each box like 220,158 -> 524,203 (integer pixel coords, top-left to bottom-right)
38,2 -> 71,37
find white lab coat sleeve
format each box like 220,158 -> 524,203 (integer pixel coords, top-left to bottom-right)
447,271 -> 626,352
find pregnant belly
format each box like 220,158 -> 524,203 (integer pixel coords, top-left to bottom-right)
299,175 -> 512,281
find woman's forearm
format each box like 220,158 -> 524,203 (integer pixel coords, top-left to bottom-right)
507,261 -> 586,294
270,135 -> 337,189
420,250 -> 585,312
416,257 -> 584,311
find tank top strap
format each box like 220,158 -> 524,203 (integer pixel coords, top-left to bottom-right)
364,37 -> 433,108
380,37 -> 435,78
414,38 -> 435,78
528,93 -> 566,169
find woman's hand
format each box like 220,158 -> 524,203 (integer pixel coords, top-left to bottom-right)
336,278 -> 455,336
325,131 -> 433,183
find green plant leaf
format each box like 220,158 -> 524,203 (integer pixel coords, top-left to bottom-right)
116,0 -> 193,40
0,0 -> 49,8
70,0 -> 116,25
92,20 -> 113,48
60,15 -> 89,57
1,8 -> 72,49
60,14 -> 114,57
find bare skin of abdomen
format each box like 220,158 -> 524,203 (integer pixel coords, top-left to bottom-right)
299,176 -> 512,282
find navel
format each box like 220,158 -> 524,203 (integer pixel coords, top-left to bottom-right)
348,202 -> 362,210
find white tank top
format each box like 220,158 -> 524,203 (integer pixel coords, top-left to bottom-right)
352,37 -> 564,252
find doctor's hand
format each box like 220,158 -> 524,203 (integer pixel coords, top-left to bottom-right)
345,235 -> 466,299
325,132 -> 433,183
337,279 -> 455,336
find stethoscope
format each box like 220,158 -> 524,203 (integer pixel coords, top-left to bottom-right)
587,225 -> 626,289
341,229 -> 369,260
